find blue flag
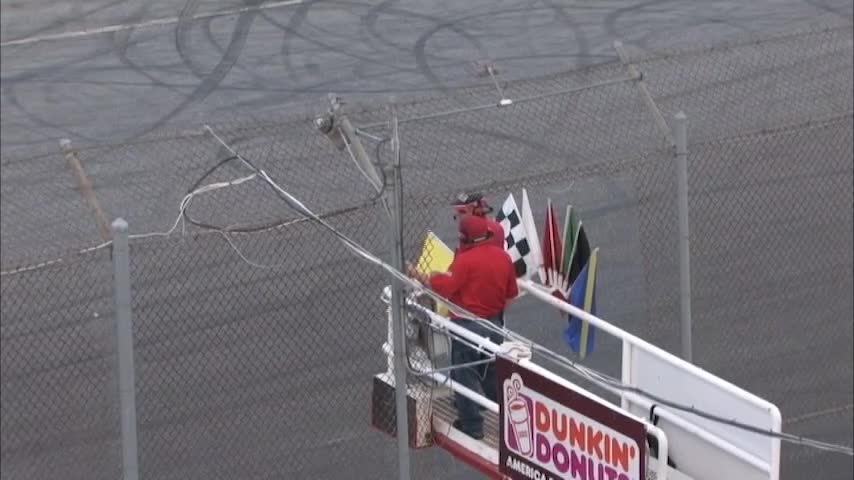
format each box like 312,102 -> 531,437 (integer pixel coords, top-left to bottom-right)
562,248 -> 599,359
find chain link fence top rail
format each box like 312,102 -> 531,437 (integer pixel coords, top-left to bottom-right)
2,19 -> 852,480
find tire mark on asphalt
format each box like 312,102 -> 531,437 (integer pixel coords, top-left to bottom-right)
360,0 -> 403,54
540,0 -> 593,67
268,0 -> 312,87
636,10 -> 757,53
435,1 -> 645,322
603,0 -> 683,45
261,9 -> 419,76
0,1 -> 616,149
111,3 -> 186,97
1,78 -> 104,145
1,0 -> 129,45
131,0 -> 261,139
1,0 -> 305,48
409,4 -> 612,92
176,0 -> 272,98
651,47 -> 848,114
454,122 -> 568,161
3,5 -> 256,155
395,116 -> 598,191
27,73 -> 464,96
175,0 -> 209,80
16,54 -> 614,98
296,9 -> 397,85
361,0 -> 508,88
519,0 -> 544,60
540,1 -> 635,217
413,19 -> 487,92
801,0 -> 853,18
258,0 -> 473,107
1,42 -> 126,145
202,15 -> 278,92
360,0 -> 488,58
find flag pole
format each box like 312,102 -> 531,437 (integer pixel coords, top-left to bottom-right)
674,111 -> 693,363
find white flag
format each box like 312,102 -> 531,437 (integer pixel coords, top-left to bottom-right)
520,188 -> 546,284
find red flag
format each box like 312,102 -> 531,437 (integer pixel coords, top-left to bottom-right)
541,199 -> 563,290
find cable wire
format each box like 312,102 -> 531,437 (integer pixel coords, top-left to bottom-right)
181,154 -> 386,234
201,125 -> 854,457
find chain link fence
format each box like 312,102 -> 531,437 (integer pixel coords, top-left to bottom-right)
2,19 -> 852,480
687,116 -> 853,478
398,20 -> 852,480
127,221 -> 398,480
0,249 -> 119,480
1,112 -> 409,479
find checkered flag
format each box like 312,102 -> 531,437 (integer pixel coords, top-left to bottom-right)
495,193 -> 540,279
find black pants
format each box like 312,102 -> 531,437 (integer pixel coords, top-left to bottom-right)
450,313 -> 504,435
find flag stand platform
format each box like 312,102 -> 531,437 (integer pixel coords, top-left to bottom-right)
430,392 -> 504,479
371,358 -> 683,480
375,196 -> 781,480
370,279 -> 781,480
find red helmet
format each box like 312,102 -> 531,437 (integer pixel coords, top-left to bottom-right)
458,214 -> 492,244
451,192 -> 493,217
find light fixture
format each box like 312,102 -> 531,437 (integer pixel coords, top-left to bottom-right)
313,114 -> 347,151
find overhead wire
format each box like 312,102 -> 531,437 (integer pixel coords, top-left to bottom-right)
181,153 -> 387,234
200,125 -> 853,457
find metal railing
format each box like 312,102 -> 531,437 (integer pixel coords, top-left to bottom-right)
386,286 -> 674,480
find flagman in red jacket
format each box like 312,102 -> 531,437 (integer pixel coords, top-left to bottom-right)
451,191 -> 514,324
409,214 -> 518,439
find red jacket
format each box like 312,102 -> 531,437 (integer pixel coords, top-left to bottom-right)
429,241 -> 518,319
486,217 -> 505,249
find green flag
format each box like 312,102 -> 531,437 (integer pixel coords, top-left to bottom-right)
560,205 -> 576,275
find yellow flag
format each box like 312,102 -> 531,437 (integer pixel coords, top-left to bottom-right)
415,231 -> 454,316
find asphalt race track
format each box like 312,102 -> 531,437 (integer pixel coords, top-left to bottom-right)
3,0 -> 852,156
1,1 -> 852,479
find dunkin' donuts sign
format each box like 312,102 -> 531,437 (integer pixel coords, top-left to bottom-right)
498,358 -> 647,480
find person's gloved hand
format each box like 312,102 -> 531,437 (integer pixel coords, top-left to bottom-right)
405,262 -> 425,283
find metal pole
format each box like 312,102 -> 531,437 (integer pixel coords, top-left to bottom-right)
673,112 -> 693,363
111,218 -> 139,480
338,114 -> 384,193
614,41 -> 675,149
387,111 -> 412,480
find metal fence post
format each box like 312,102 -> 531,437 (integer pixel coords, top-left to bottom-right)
387,111 -> 412,480
673,112 -> 693,363
111,218 -> 139,480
